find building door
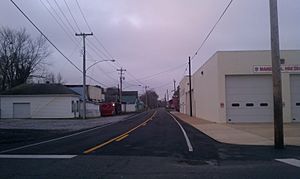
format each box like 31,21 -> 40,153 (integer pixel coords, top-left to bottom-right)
13,103 -> 31,118
225,75 -> 273,123
291,75 -> 300,122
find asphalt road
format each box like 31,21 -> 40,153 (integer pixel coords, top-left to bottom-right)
0,108 -> 300,179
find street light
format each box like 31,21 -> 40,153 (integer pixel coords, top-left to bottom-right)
86,59 -> 115,71
82,59 -> 115,119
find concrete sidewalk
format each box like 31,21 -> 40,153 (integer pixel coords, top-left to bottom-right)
172,112 -> 300,146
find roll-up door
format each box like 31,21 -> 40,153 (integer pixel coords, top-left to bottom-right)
226,75 -> 273,122
291,75 -> 300,122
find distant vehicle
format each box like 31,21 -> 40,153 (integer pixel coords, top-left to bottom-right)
100,102 -> 121,116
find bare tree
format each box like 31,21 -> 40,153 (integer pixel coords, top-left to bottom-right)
44,72 -> 55,84
0,27 -> 50,91
56,72 -> 65,84
43,72 -> 65,84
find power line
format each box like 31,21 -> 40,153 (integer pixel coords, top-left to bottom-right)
86,40 -> 111,60
44,0 -> 69,30
44,0 -> 108,63
41,0 -> 116,86
191,0 -> 233,60
132,63 -> 187,82
72,0 -> 120,76
74,0 -> 145,86
152,81 -> 172,90
75,0 -> 93,32
73,1 -> 120,65
63,0 -> 81,32
53,0 -> 77,33
40,0 -> 80,47
94,36 -> 115,60
10,0 -> 109,88
86,75 -> 108,87
94,65 -> 119,83
87,39 -> 112,60
41,0 -> 101,68
10,0 -> 82,72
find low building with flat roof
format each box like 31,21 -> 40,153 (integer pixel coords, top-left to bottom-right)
179,50 -> 300,123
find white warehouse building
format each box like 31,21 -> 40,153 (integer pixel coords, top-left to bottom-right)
0,84 -> 80,119
179,50 -> 300,123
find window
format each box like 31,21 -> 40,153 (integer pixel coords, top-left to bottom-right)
260,103 -> 268,107
246,103 -> 254,107
232,103 -> 240,107
296,102 -> 300,106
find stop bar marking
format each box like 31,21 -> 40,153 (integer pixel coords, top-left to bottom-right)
0,154 -> 76,159
276,158 -> 300,168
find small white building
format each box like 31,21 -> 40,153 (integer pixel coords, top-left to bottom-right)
180,50 -> 300,123
179,76 -> 190,114
0,84 -> 80,119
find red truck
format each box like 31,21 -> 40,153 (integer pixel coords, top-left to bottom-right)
100,102 -> 121,116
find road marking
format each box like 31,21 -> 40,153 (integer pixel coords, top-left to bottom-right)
84,111 -> 157,154
0,154 -> 76,159
0,122 -> 115,154
169,114 -> 193,152
115,134 -> 129,142
276,158 -> 300,168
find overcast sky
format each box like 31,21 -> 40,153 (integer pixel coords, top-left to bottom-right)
1,0 -> 300,99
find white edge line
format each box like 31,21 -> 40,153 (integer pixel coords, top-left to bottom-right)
0,122 -> 115,154
170,114 -> 193,152
276,158 -> 300,168
0,154 -> 76,159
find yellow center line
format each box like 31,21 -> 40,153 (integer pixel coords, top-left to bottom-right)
83,111 -> 157,154
115,134 -> 129,142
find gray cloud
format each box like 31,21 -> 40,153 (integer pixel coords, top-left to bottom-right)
1,0 -> 300,98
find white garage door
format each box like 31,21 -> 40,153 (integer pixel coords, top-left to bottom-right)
226,75 -> 273,123
291,75 -> 300,122
13,103 -> 31,118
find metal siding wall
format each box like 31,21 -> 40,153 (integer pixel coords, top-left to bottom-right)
0,96 -> 78,118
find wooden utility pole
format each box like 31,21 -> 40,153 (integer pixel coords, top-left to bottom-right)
145,86 -> 148,110
117,68 -> 126,109
173,80 -> 176,92
167,89 -> 169,101
188,56 -> 193,117
269,0 -> 284,149
75,32 -> 93,119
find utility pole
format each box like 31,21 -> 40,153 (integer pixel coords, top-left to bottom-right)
269,0 -> 284,149
145,86 -> 148,110
167,89 -> 169,101
173,80 -> 176,92
164,94 -> 167,108
188,56 -> 193,117
75,32 -> 93,119
117,68 -> 126,110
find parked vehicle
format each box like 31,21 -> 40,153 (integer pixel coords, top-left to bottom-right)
100,102 -> 121,116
